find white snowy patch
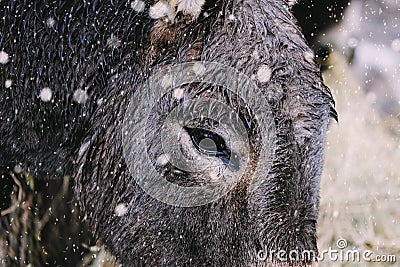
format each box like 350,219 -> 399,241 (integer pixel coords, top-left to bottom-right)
14,165 -> 23,174
192,61 -> 206,75
107,35 -> 121,48
228,14 -> 235,21
114,203 -> 128,217
173,88 -> 184,100
156,153 -> 170,166
391,38 -> 400,53
0,51 -> 9,64
131,0 -> 146,12
40,87 -> 52,102
149,1 -> 175,20
5,79 -> 12,88
333,210 -> 339,218
73,89 -> 89,104
177,0 -> 205,18
161,74 -> 174,89
256,64 -> 272,83
46,17 -> 56,28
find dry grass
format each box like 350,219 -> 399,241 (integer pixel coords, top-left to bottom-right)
317,52 -> 400,266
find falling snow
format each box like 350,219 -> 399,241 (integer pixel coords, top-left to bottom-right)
256,64 -> 272,83
46,17 -> 56,28
391,38 -> 400,53
173,88 -> 184,100
40,87 -> 52,102
114,203 -> 128,216
192,61 -> 206,76
73,89 -> 89,104
0,51 -> 9,64
13,165 -> 23,174
1,0 -> 399,265
316,0 -> 400,260
5,79 -> 12,88
131,0 -> 146,12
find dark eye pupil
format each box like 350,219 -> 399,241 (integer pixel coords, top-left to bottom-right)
184,127 -> 227,157
184,127 -> 240,172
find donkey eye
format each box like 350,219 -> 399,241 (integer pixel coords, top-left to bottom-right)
184,127 -> 240,171
184,127 -> 227,157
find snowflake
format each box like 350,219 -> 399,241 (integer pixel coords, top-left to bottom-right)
131,0 -> 146,13
40,87 -> 52,102
5,79 -> 12,88
0,51 -> 9,64
391,38 -> 400,52
114,203 -> 128,216
192,61 -> 206,76
256,64 -> 272,83
173,88 -> 184,100
73,89 -> 89,104
46,17 -> 56,28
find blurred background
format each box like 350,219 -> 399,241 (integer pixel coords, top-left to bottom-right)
1,0 -> 399,266
295,0 -> 400,266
